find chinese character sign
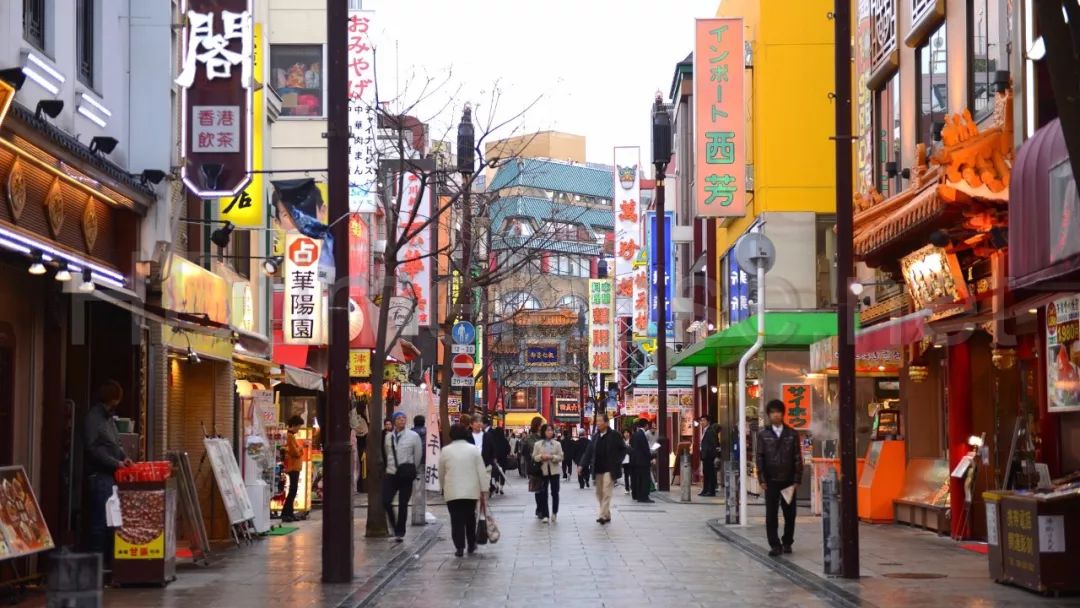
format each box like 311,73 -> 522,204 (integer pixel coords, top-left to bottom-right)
217,23 -> 264,228
347,9 -> 378,213
284,233 -> 325,345
613,146 -> 641,312
177,0 -> 253,198
631,265 -> 649,338
781,384 -> 813,431
1046,296 -> 1080,413
646,211 -> 673,337
588,279 -> 615,373
526,346 -> 560,367
694,18 -> 745,217
424,387 -> 442,492
396,173 -> 432,328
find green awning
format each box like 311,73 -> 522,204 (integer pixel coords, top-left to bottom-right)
630,365 -> 694,388
671,312 -> 838,368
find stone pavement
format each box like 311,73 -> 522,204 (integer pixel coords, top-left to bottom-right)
707,502 -> 1080,608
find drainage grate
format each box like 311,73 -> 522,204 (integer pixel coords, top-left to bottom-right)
882,573 -> 947,580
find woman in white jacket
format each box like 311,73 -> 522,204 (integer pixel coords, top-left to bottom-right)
532,424 -> 564,523
439,423 -> 489,557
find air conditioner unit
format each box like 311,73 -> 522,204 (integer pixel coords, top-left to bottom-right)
373,239 -> 386,253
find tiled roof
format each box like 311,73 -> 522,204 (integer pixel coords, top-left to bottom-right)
492,234 -> 602,256
489,195 -> 614,234
488,158 -> 614,198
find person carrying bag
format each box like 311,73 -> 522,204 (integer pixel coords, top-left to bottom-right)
383,412 -> 422,541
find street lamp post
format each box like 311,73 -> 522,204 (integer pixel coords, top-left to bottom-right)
457,106 -> 476,414
652,94 -> 672,492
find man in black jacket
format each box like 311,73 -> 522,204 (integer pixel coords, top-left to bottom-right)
573,432 -> 592,488
629,418 -> 654,503
755,399 -> 805,556
559,430 -> 575,479
699,415 -> 719,497
579,414 -> 626,524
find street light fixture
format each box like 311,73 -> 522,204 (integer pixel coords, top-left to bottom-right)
652,92 -> 672,492
456,105 -> 476,413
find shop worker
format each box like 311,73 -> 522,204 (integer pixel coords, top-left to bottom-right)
84,379 -> 133,559
383,411 -> 422,541
282,415 -> 306,522
755,399 -> 804,557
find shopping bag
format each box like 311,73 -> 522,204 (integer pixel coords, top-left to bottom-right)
485,508 -> 500,544
528,475 -> 541,493
475,511 -> 489,545
106,486 -> 123,528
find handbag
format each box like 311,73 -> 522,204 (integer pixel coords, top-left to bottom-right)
390,432 -> 418,481
485,506 -> 500,544
475,511 -> 489,545
528,476 -> 541,492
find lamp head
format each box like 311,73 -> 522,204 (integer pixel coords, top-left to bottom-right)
89,136 -> 119,155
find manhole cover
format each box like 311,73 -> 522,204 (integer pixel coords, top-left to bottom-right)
883,573 -> 947,580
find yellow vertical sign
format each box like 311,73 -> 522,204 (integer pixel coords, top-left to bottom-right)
219,23 -> 264,227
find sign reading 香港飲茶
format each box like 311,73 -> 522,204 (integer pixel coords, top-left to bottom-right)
176,0 -> 254,199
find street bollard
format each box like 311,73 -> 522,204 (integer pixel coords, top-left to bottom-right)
47,548 -> 102,608
680,452 -> 692,502
821,467 -> 842,576
724,461 -> 739,524
411,476 -> 426,526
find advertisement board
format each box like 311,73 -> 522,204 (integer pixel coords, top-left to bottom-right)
588,279 -> 615,373
694,18 -> 745,217
1047,296 -> 1080,413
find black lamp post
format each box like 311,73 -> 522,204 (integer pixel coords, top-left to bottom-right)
652,93 -> 672,492
457,106 -> 476,413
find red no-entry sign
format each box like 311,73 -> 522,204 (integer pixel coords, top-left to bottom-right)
452,354 -> 474,377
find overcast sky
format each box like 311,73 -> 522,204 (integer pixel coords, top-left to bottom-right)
363,0 -> 718,165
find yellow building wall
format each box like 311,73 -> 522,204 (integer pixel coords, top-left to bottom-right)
714,0 -> 836,254
484,131 -> 586,163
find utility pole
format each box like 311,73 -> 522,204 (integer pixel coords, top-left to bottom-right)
457,107 -> 476,414
322,0 -> 353,584
833,0 -> 860,579
652,95 -> 672,491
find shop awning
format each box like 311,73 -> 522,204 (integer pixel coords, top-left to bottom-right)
855,310 -> 930,352
670,312 -> 837,368
279,365 -> 324,392
503,412 -> 545,427
631,365 -> 694,388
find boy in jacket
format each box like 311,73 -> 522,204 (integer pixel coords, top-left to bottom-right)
755,400 -> 805,556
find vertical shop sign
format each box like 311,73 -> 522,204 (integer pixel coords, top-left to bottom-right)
646,212 -> 673,337
424,389 -> 442,491
348,214 -> 376,347
1046,296 -> 1080,413
176,0 -> 254,198
218,22 -> 264,227
613,146 -> 641,314
588,279 -> 615,373
855,0 -> 875,191
397,173 -> 432,327
694,18 -> 745,217
781,384 -> 813,430
347,9 -> 378,213
284,232 -> 324,345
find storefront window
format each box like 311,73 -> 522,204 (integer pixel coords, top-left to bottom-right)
270,45 -> 325,118
917,25 -> 948,147
875,73 -> 901,195
970,0 -> 1009,122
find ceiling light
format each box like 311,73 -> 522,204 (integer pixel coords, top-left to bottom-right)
25,53 -> 65,83
850,282 -> 865,296
21,67 -> 59,95
1028,308 -> 1038,315
77,105 -> 107,128
54,261 -> 71,282
968,434 -> 984,448
262,255 -> 283,276
89,136 -> 118,155
710,386 -> 718,394
79,268 -> 95,292
28,251 -> 45,275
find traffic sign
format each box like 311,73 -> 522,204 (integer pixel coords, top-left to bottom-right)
451,344 -> 476,355
451,354 -> 474,377
451,321 -> 476,345
451,376 -> 474,387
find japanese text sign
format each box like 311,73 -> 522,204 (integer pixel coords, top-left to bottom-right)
396,173 -> 432,327
424,388 -> 442,491
613,146 -> 641,313
526,346 -> 560,367
781,384 -> 813,431
162,254 -> 232,359
631,264 -> 649,338
694,18 -> 745,217
217,23 -> 264,227
589,279 -> 615,373
1046,295 -> 1080,413
284,232 -> 325,345
177,0 -> 253,198
347,9 -> 378,213
348,349 -> 372,377
646,211 -> 673,337
555,399 -> 581,422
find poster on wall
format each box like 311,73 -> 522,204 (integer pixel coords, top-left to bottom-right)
613,146 -> 641,314
0,466 -> 54,560
694,17 -> 745,217
780,384 -> 813,431
1046,296 -> 1080,413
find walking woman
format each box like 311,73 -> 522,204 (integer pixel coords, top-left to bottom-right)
532,423 -> 564,523
438,423 -> 488,557
523,417 -> 544,516
622,429 -> 633,496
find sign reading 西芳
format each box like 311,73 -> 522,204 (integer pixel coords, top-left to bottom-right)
694,18 -> 745,217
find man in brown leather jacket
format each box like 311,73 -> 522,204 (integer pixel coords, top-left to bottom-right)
755,399 -> 804,556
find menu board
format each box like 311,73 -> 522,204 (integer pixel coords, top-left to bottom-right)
1046,296 -> 1080,413
203,438 -> 255,525
0,466 -> 54,560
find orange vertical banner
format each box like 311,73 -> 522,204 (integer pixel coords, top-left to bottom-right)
781,383 -> 813,431
694,18 -> 745,217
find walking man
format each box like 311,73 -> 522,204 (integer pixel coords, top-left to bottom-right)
383,411 -> 423,541
580,414 -> 625,524
699,415 -> 719,497
755,399 -> 804,556
629,418 -> 654,503
560,430 -> 575,480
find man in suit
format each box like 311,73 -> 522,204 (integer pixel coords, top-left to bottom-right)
579,414 -> 626,524
629,418 -> 654,503
755,399 -> 805,556
699,415 -> 719,497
